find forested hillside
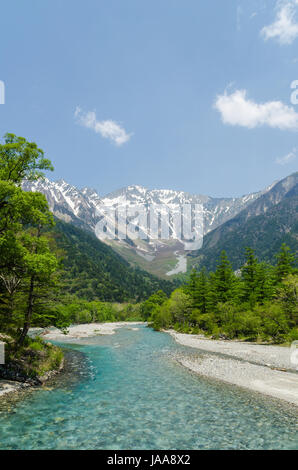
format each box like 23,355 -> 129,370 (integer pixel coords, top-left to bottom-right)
51,219 -> 175,302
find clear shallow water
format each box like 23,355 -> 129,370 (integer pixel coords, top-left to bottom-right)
0,325 -> 297,450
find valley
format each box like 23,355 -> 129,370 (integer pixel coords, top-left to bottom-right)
23,174 -> 297,278
1,0 -> 298,453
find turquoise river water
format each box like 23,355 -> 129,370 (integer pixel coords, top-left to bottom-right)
0,325 -> 297,449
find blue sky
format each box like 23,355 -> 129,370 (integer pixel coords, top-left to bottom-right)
0,0 -> 297,197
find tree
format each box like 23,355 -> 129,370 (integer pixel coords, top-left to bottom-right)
241,248 -> 259,306
254,262 -> 275,304
168,289 -> 192,326
0,133 -> 53,184
140,290 -> 167,320
17,227 -> 59,346
185,268 -> 209,313
275,244 -> 296,284
195,268 -> 209,313
0,133 -> 60,346
0,133 -> 54,278
276,274 -> 298,326
208,251 -> 235,308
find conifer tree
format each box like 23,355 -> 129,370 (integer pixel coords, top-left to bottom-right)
241,248 -> 259,306
213,250 -> 235,303
275,244 -> 295,283
254,262 -> 275,304
196,268 -> 209,314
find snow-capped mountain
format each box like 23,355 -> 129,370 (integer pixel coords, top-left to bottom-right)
22,178 -> 271,236
22,178 -> 102,228
22,178 -> 275,277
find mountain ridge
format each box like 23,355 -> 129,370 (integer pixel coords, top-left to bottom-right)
23,174 -> 295,277
188,172 -> 298,271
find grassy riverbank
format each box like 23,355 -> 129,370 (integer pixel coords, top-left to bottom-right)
0,334 -> 63,389
0,321 -> 143,396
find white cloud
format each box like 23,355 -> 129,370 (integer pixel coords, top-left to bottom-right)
276,147 -> 297,164
74,107 -> 132,146
214,89 -> 298,130
261,0 -> 298,45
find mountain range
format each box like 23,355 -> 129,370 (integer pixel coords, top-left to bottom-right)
23,172 -> 297,277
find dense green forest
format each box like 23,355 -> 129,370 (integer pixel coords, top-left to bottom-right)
142,246 -> 298,344
51,219 -> 174,302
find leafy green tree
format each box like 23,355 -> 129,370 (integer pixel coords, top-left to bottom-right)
16,226 -> 59,345
0,133 -> 61,346
169,289 -> 192,326
0,133 -> 53,184
149,303 -> 171,331
185,269 -> 198,295
140,290 -> 167,320
255,302 -> 291,343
